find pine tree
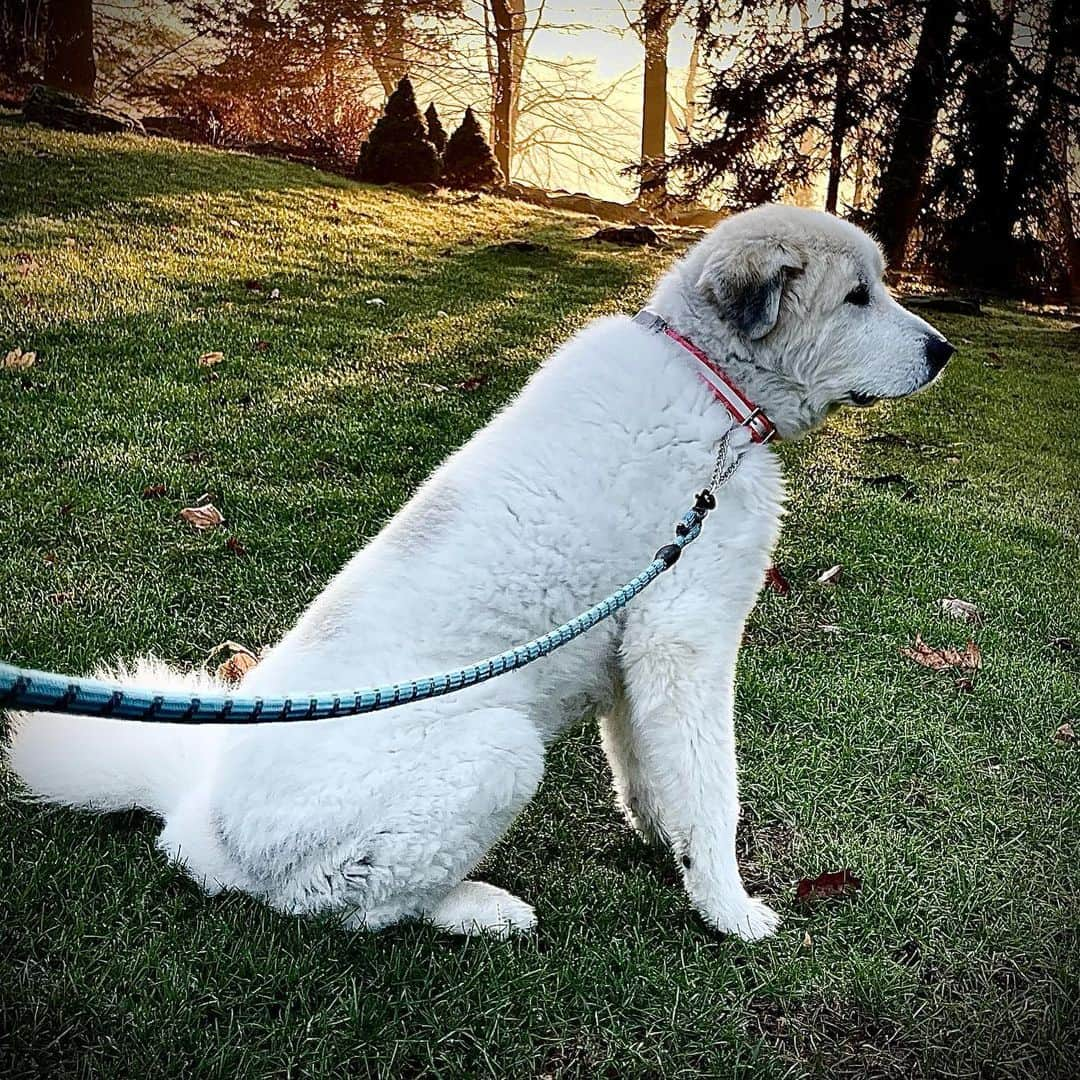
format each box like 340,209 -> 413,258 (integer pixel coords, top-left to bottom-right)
356,76 -> 441,185
441,107 -> 504,190
425,102 -> 447,155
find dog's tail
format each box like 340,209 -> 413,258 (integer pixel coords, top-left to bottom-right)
5,658 -> 221,818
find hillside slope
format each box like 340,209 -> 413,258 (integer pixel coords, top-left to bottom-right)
1,119 -> 1078,1080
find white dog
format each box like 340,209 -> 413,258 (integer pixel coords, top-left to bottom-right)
7,205 -> 953,940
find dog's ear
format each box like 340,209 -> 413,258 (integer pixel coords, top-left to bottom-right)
697,240 -> 804,340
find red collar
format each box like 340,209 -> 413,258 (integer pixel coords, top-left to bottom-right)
633,309 -> 777,444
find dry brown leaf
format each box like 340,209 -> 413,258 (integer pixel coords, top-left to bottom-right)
207,640 -> 259,684
817,564 -> 843,585
940,597 -> 982,625
197,351 -> 224,367
901,634 -> 982,674
217,650 -> 258,685
765,565 -> 791,596
226,535 -> 248,556
3,348 -> 36,370
180,503 -> 225,530
796,869 -> 862,903
141,483 -> 167,500
1053,722 -> 1075,744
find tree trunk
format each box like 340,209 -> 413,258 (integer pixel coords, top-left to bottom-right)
1003,0 -> 1069,222
43,0 -> 95,99
824,0 -> 853,215
871,0 -> 960,266
963,0 -> 1017,288
489,0 -> 525,181
639,0 -> 672,204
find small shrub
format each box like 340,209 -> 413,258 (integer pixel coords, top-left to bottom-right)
425,103 -> 448,155
442,107 -> 504,190
356,76 -> 441,185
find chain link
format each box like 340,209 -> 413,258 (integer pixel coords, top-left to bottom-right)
709,427 -> 743,492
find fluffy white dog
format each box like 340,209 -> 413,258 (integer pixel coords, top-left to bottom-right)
7,205 -> 953,940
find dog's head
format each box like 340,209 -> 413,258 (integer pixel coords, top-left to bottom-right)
659,205 -> 954,437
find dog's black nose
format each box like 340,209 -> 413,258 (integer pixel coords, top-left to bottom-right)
925,336 -> 955,377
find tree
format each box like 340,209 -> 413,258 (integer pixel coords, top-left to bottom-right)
871,0 -> 961,265
665,1 -> 918,209
357,75 -> 442,184
824,0 -> 854,213
442,105 -> 503,188
43,0 -> 95,99
923,0 -> 1079,294
486,0 -> 526,180
635,0 -> 679,204
425,101 -> 448,153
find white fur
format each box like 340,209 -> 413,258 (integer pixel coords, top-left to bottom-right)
5,206 -> 950,940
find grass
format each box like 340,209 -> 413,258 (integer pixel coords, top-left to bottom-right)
1,116 -> 1078,1079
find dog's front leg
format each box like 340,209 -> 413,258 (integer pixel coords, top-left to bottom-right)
619,633 -> 779,941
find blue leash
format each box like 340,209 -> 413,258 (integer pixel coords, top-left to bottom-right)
0,483 -> 726,725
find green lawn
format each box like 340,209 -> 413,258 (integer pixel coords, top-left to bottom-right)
1,118 -> 1078,1079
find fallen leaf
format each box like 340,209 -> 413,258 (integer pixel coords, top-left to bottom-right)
180,503 -> 225,530
198,351 -> 224,367
765,565 -> 791,596
458,375 -> 488,392
365,297 -> 386,306
817,564 -> 843,585
801,931 -> 813,950
254,339 -> 271,352
796,869 -> 862,903
940,597 -> 982,625
1053,722 -> 1075,744
216,649 -> 258,685
226,535 -> 247,556
901,634 -> 982,674
141,483 -> 167,499
3,348 -> 36,370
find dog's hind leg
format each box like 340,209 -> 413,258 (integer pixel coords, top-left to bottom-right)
224,705 -> 545,934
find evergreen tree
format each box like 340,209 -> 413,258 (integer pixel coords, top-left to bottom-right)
425,102 -> 448,154
357,76 -> 441,184
442,107 -> 504,189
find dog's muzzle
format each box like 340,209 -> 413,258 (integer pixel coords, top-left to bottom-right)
925,335 -> 955,379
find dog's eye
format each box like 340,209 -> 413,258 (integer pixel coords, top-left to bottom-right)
845,284 -> 871,306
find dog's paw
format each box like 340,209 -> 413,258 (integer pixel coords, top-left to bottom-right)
696,893 -> 781,942
427,881 -> 537,939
